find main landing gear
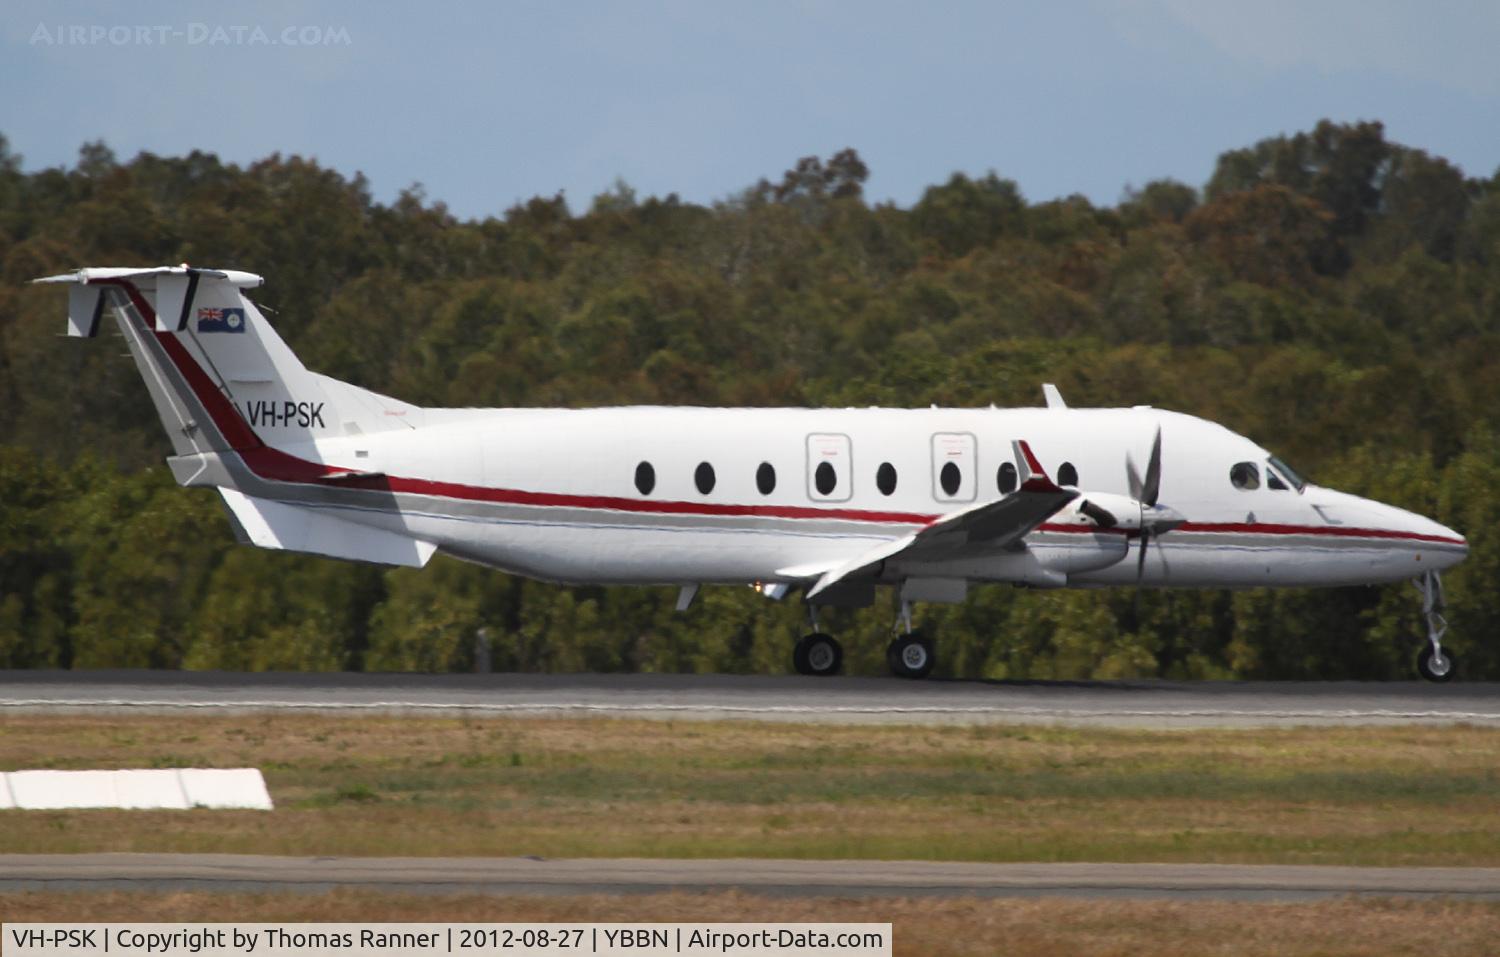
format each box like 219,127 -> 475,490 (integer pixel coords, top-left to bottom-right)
1415,571 -> 1456,683
791,600 -> 938,679
886,600 -> 935,679
792,632 -> 843,676
792,606 -> 843,676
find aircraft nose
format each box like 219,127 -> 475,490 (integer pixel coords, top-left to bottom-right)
1429,519 -> 1469,569
1384,503 -> 1467,571
1314,489 -> 1468,571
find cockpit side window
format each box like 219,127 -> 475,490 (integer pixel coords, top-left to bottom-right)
1267,455 -> 1307,492
1230,462 -> 1260,490
1267,469 -> 1289,491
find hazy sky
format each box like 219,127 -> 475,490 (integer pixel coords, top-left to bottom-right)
4,1 -> 1497,220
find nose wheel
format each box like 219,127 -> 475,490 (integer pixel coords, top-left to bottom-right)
1414,571 -> 1455,683
1417,644 -> 1456,683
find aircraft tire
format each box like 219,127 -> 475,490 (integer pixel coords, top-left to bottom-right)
1417,645 -> 1456,683
794,633 -> 842,677
887,634 -> 936,679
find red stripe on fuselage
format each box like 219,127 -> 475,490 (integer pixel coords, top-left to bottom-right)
111,280 -> 1466,547
1171,521 -> 1463,547
104,278 -> 262,451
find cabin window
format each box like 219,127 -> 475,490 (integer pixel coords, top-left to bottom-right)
814,461 -> 838,496
635,461 -> 655,495
806,433 -> 853,502
997,461 -> 1018,494
1058,462 -> 1079,487
756,462 -> 776,495
930,432 -> 976,502
694,462 -> 716,495
1230,462 -> 1260,490
876,462 -> 897,496
939,461 -> 961,496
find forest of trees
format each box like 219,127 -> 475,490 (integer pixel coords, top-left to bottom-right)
1,120 -> 1498,679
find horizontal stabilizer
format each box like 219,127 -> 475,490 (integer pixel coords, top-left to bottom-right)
33,265 -> 264,287
218,488 -> 435,568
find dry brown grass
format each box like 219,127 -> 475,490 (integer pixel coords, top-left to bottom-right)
2,715 -> 1498,865
2,891 -> 1498,957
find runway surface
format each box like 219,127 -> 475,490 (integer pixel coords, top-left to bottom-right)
1,670 -> 1497,727
3,854 -> 1498,901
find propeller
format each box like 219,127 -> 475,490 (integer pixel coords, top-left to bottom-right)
1125,426 -> 1185,586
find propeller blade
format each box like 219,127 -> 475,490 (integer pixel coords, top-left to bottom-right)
1142,426 -> 1163,507
1126,455 -> 1144,502
1132,528 -> 1150,620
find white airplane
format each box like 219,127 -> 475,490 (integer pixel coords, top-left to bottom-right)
35,266 -> 1469,681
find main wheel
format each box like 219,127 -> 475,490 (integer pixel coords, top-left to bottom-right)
793,632 -> 843,677
887,634 -> 936,679
1417,645 -> 1456,683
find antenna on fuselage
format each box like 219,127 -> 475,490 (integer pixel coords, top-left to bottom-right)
1042,383 -> 1067,409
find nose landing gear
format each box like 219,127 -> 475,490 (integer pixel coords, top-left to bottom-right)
1415,571 -> 1456,683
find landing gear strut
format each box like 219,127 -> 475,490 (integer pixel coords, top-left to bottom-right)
1415,571 -> 1456,683
885,600 -> 935,679
792,605 -> 842,676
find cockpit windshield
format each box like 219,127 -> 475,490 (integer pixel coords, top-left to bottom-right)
1266,455 -> 1307,492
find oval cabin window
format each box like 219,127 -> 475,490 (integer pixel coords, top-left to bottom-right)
876,462 -> 897,496
939,461 -> 961,496
1230,462 -> 1260,490
694,462 -> 716,495
756,462 -> 776,495
997,461 -> 1017,494
814,461 -> 837,496
1057,462 -> 1078,487
634,461 -> 655,496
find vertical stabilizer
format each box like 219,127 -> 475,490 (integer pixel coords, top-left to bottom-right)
34,267 -> 423,455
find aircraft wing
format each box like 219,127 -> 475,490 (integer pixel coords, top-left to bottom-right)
806,441 -> 1078,599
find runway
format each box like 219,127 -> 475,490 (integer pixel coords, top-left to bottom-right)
1,670 -> 1497,727
3,854 -> 1498,901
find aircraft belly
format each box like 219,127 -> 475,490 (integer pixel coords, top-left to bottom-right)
1072,535 -> 1440,588
421,515 -> 891,585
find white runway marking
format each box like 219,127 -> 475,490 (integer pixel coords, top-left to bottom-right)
2,671 -> 1497,727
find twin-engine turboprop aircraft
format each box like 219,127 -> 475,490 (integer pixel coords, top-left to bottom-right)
35,266 -> 1469,680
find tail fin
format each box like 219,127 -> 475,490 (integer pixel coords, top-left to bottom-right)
35,266 -> 438,568
33,266 -> 421,458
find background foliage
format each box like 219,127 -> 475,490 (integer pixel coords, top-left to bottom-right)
2,120 -> 1496,679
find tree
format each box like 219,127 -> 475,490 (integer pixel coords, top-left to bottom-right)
1184,184 -> 1335,287
911,172 -> 1024,256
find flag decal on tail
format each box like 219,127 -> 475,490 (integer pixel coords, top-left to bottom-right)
197,306 -> 246,333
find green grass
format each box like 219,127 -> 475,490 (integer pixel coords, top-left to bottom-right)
2,715 -> 1498,865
